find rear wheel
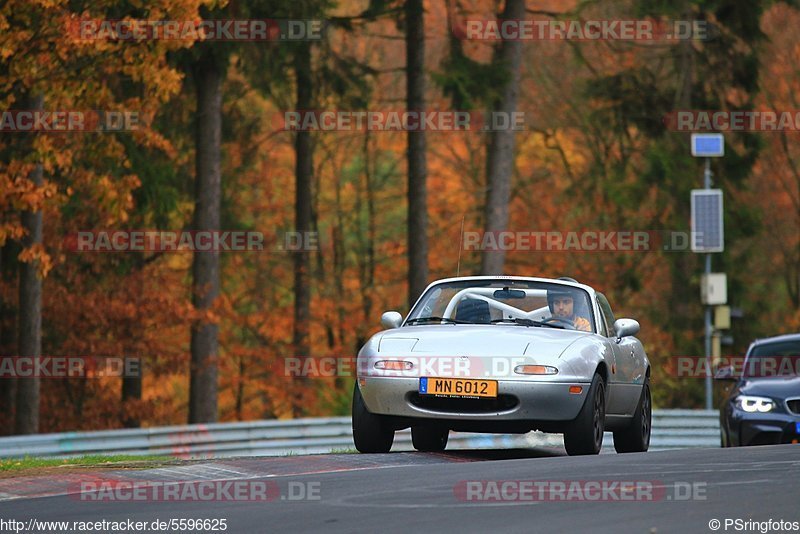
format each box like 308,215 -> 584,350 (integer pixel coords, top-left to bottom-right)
352,384 -> 394,453
564,373 -> 606,456
613,379 -> 651,453
411,425 -> 449,452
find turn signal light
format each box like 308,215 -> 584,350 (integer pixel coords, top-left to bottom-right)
569,386 -> 583,394
514,365 -> 558,375
374,360 -> 413,371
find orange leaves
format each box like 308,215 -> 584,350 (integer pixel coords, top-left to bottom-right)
14,178 -> 56,213
17,243 -> 54,278
0,222 -> 26,246
0,170 -> 57,275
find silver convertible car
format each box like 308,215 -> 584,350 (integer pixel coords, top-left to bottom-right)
352,276 -> 651,455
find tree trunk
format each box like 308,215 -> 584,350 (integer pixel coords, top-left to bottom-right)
121,266 -> 143,428
362,133 -> 376,324
668,24 -> 698,342
481,0 -> 524,275
406,0 -> 429,308
15,94 -> 44,435
0,240 -> 18,435
189,52 -> 222,424
121,354 -> 141,428
292,41 -> 313,417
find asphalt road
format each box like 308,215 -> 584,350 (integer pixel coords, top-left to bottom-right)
1,445 -> 798,534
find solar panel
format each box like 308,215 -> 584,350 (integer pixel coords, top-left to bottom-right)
691,190 -> 724,252
691,134 -> 725,157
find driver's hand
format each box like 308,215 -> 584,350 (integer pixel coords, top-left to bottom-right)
550,315 -> 575,328
574,317 -> 591,332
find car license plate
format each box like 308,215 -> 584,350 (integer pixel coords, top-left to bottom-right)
419,377 -> 497,398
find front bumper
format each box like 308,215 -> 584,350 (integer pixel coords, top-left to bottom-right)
731,411 -> 800,446
358,376 -> 589,422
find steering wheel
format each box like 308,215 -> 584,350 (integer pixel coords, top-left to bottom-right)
542,316 -> 576,329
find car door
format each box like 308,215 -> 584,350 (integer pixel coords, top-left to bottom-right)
599,293 -> 646,416
596,293 -> 627,415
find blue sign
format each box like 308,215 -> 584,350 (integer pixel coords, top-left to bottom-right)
691,133 -> 724,157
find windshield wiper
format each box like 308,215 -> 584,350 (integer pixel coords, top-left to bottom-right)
490,318 -> 565,329
405,316 -> 469,325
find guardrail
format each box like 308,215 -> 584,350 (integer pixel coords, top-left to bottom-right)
0,410 -> 720,459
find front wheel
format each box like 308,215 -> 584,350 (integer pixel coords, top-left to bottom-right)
613,379 -> 651,453
720,421 -> 730,447
411,425 -> 449,452
352,384 -> 394,453
564,373 -> 606,455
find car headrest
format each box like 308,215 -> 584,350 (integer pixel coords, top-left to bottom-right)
455,298 -> 491,324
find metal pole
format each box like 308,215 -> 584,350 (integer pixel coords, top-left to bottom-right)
704,157 -> 713,410
704,255 -> 712,410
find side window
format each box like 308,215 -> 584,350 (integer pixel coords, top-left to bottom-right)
596,312 -> 608,337
597,294 -> 616,338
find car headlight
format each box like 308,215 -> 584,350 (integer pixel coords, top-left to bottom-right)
735,395 -> 775,413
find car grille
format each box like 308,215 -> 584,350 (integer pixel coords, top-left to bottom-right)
786,398 -> 800,415
408,393 -> 518,414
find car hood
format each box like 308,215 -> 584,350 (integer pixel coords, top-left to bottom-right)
739,376 -> 800,399
378,325 -> 588,359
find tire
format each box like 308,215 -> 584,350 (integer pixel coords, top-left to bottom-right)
411,425 -> 449,452
613,379 -> 651,453
564,373 -> 606,456
352,384 -> 394,453
720,422 -> 730,447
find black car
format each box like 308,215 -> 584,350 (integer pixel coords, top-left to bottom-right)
716,333 -> 800,447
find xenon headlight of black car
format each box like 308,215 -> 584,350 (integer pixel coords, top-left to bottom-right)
734,395 -> 776,413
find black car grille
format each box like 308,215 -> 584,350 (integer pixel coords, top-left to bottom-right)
787,398 -> 800,415
408,393 -> 518,414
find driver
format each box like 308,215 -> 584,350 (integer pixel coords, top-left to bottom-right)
547,288 -> 591,332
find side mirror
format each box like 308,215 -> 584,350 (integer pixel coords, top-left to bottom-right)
381,311 -> 403,329
614,318 -> 640,340
714,365 -> 737,381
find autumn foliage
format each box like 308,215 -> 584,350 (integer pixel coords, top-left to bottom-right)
0,0 -> 798,433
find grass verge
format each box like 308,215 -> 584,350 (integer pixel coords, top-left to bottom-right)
0,454 -> 174,473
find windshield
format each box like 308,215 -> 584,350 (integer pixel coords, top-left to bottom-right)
406,279 -> 595,333
743,340 -> 800,378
